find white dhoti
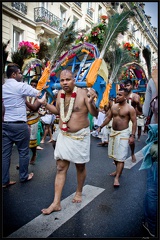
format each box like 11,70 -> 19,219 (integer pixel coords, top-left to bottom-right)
129,120 -> 132,132
137,115 -> 145,127
54,127 -> 90,163
52,124 -> 60,141
101,126 -> 108,142
40,114 -> 54,125
108,128 -> 130,162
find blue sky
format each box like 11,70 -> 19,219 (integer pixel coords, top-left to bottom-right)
144,2 -> 158,28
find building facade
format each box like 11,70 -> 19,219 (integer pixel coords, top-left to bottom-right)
2,2 -> 158,77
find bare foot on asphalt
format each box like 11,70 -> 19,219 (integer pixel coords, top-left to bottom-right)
36,146 -> 43,150
110,171 -> 116,177
27,172 -> 34,181
3,181 -> 16,188
21,173 -> 34,182
131,154 -> 136,163
41,203 -> 61,215
72,192 -> 82,203
113,178 -> 120,187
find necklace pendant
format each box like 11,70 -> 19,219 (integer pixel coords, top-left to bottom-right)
61,122 -> 68,132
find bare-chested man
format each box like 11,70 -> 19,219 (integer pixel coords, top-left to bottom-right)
37,69 -> 99,215
124,79 -> 142,162
97,88 -> 137,187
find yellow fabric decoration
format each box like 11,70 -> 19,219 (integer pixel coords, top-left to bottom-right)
36,61 -> 51,90
116,84 -> 120,93
86,58 -> 102,87
99,83 -> 112,108
97,59 -> 108,83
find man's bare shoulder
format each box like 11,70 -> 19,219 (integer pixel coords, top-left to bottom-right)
77,87 -> 87,92
129,104 -> 136,112
77,87 -> 88,96
132,93 -> 140,101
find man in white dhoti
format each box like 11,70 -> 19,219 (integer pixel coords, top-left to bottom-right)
97,88 -> 137,187
97,99 -> 115,146
124,79 -> 143,163
38,69 -> 99,215
137,114 -> 145,141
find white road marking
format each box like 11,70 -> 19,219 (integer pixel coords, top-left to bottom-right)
8,185 -> 105,238
124,150 -> 144,169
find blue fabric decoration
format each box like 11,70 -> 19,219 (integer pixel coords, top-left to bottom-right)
139,124 -> 158,171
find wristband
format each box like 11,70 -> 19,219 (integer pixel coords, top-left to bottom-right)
99,126 -> 103,131
130,134 -> 135,138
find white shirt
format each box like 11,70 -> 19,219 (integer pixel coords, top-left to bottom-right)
142,78 -> 157,124
94,111 -> 106,126
3,78 -> 40,122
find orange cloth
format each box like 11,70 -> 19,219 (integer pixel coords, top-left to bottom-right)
99,83 -> 112,108
36,61 -> 51,90
86,58 -> 102,87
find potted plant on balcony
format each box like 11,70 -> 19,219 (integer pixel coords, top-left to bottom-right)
50,20 -> 59,28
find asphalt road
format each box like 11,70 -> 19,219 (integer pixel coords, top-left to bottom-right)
2,132 -> 154,238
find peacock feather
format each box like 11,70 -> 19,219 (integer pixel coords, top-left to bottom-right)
109,46 -> 135,83
142,46 -> 151,80
99,11 -> 135,59
11,46 -> 33,70
49,20 -> 80,66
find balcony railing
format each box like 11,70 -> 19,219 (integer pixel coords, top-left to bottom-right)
34,7 -> 64,32
74,2 -> 81,8
11,2 -> 27,15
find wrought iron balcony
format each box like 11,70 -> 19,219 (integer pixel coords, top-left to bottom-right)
74,2 -> 81,8
11,2 -> 27,15
34,7 -> 64,32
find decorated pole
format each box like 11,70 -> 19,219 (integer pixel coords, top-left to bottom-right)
36,11 -> 135,107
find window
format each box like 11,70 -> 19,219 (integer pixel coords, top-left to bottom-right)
11,2 -> 27,15
87,2 -> 92,9
98,5 -> 102,22
40,2 -> 48,9
73,16 -> 79,30
13,28 -> 23,51
87,2 -> 93,18
98,5 -> 102,16
60,11 -> 66,21
39,2 -> 48,16
60,6 -> 67,27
